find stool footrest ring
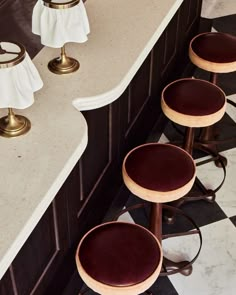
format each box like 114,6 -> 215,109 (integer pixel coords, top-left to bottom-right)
113,203 -> 202,276
161,204 -> 202,276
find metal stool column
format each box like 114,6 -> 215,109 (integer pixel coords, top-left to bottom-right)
122,143 -> 202,276
161,78 -> 227,206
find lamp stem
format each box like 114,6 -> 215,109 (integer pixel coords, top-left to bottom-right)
60,45 -> 67,64
61,45 -> 66,55
8,107 -> 14,115
7,108 -> 25,129
8,108 -> 17,126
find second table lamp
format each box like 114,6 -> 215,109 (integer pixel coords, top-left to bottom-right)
32,0 -> 90,74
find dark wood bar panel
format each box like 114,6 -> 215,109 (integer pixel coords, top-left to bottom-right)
0,0 -> 202,294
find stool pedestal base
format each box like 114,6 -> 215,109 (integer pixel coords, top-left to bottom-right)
116,203 -> 202,277
168,127 -> 226,208
198,125 -> 228,168
162,257 -> 192,276
151,203 -> 201,276
196,72 -> 228,168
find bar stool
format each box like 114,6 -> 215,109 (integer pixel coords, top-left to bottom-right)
76,221 -> 163,295
189,32 -> 236,166
121,143 -> 202,276
161,78 -> 226,206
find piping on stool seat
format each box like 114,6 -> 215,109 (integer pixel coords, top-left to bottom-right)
189,32 -> 236,167
161,78 -> 227,206
120,143 -> 202,276
76,221 -> 162,295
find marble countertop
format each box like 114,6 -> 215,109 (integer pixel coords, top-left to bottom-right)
0,0 -> 183,280
36,0 -> 184,111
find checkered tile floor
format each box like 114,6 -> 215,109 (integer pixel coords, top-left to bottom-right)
122,7 -> 236,294
119,97 -> 236,292
82,2 -> 236,294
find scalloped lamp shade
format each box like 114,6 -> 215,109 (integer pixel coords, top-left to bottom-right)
32,0 -> 90,48
32,0 -> 90,74
0,41 -> 43,137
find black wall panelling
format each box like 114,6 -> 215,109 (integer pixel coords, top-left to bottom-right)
122,53 -> 157,154
175,0 -> 203,76
81,106 -> 113,201
8,190 -> 69,294
161,8 -> 179,80
0,270 -> 15,295
128,54 -> 151,128
0,1 -> 203,294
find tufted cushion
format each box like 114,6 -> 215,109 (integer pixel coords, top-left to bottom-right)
162,78 -> 225,116
78,222 -> 161,287
124,144 -> 195,192
190,32 -> 236,63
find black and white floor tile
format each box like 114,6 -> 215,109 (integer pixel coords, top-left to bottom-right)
118,1 -> 236,294
81,1 -> 236,294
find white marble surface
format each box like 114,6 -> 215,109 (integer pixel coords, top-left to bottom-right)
201,0 -> 236,18
197,148 -> 236,217
116,121 -> 236,294
118,208 -> 135,223
196,93 -> 236,217
168,219 -> 236,295
158,134 -> 170,144
0,0 -> 185,280
226,94 -> 236,123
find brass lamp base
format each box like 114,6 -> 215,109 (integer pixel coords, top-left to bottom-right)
0,109 -> 31,138
48,56 -> 80,74
48,45 -> 80,75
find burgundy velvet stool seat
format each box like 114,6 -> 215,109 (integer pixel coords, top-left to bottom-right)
161,78 -> 226,128
189,32 -> 236,166
122,143 -> 202,276
161,78 -> 226,205
189,32 -> 236,74
75,221 -> 163,295
123,143 -> 196,202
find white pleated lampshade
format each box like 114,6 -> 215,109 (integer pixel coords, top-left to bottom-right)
32,0 -> 90,48
0,42 -> 43,109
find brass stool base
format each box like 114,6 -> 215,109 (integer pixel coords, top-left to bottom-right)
48,56 -> 80,75
0,114 -> 31,137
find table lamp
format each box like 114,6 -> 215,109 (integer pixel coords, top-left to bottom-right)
0,41 -> 43,138
32,0 -> 90,74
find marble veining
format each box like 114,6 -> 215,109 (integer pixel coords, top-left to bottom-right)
197,148 -> 236,217
168,219 -> 236,295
